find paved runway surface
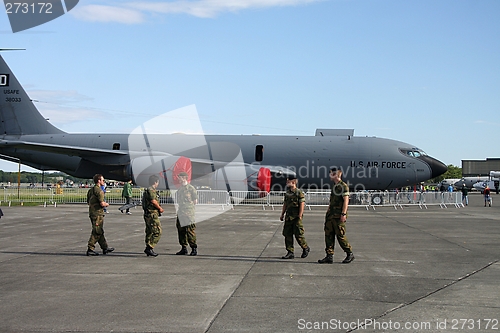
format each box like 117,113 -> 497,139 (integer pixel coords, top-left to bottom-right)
0,193 -> 499,333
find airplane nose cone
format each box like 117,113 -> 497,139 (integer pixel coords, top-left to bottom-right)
424,157 -> 448,178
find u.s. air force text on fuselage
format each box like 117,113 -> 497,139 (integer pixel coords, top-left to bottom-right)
350,161 -> 406,169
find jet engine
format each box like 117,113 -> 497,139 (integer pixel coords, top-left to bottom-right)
128,155 -> 192,189
208,165 -> 272,192
127,154 -> 293,193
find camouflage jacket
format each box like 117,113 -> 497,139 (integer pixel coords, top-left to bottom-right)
283,187 -> 305,219
328,180 -> 349,218
177,183 -> 197,217
87,185 -> 104,215
142,186 -> 160,214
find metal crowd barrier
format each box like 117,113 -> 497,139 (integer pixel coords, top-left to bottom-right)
172,190 -> 232,210
0,186 -> 145,206
346,191 -> 464,209
1,187 -> 464,209
228,190 -> 464,210
228,191 -> 281,209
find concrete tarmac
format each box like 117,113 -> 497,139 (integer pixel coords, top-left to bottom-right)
0,193 -> 499,333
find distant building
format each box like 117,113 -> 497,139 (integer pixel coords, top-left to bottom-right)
462,158 -> 500,177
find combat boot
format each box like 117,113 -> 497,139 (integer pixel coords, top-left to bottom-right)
189,247 -> 197,256
301,246 -> 310,258
342,252 -> 354,263
176,246 -> 188,255
144,246 -> 158,257
103,247 -> 115,255
86,248 -> 99,256
318,254 -> 333,264
281,251 -> 294,259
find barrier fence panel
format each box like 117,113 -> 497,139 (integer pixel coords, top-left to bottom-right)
1,187 -> 465,209
305,191 -> 464,210
173,190 -> 232,210
229,191 -> 283,209
266,192 -> 285,209
1,187 -> 146,206
305,191 -> 330,208
228,191 -> 249,207
306,191 -> 383,210
369,191 -> 464,209
3,187 -> 57,204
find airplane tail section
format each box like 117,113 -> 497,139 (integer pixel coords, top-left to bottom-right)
0,54 -> 64,135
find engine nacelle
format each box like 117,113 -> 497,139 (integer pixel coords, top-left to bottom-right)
129,155 -> 192,189
208,165 -> 271,192
207,164 -> 294,192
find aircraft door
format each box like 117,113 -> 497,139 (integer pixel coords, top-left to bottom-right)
255,145 -> 264,162
406,162 -> 418,186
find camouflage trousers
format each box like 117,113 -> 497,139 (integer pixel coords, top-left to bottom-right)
144,212 -> 162,248
176,217 -> 197,248
282,216 -> 308,253
324,213 -> 352,255
88,214 -> 108,251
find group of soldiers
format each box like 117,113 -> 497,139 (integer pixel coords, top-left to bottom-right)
86,172 -> 197,257
280,168 -> 354,264
85,168 -> 355,264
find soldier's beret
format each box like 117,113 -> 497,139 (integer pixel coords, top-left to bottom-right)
287,175 -> 297,180
178,172 -> 189,177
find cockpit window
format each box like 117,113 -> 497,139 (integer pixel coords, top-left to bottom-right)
399,148 -> 428,158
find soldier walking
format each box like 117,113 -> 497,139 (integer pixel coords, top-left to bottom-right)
86,174 -> 114,256
121,179 -> 133,214
318,168 -> 354,264
175,172 -> 198,256
143,175 -> 164,257
279,175 -> 310,259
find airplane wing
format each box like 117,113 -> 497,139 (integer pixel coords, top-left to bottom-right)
0,139 -> 129,157
0,139 -> 179,167
0,140 -> 236,162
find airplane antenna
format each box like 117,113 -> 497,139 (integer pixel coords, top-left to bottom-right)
0,48 -> 26,52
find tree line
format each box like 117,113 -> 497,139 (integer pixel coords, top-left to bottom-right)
0,170 -> 90,185
430,165 -> 461,183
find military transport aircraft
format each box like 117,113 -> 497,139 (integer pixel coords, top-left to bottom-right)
0,53 -> 447,192
454,176 -> 490,190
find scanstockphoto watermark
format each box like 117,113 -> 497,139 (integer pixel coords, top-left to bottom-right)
297,318 -> 434,331
298,318 -> 499,331
3,0 -> 79,33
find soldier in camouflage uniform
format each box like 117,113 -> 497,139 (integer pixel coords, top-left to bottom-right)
143,175 -> 164,257
318,168 -> 354,264
279,175 -> 310,259
175,172 -> 198,256
86,174 -> 114,256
